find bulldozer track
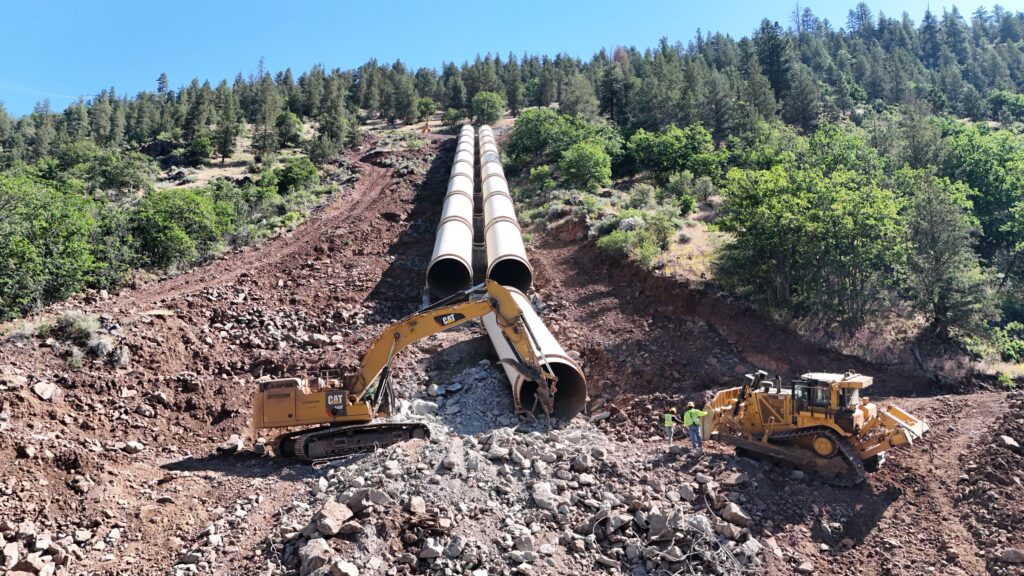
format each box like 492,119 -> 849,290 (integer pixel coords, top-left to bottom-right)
768,426 -> 866,486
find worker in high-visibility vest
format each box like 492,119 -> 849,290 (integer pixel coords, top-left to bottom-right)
683,401 -> 708,452
662,407 -> 682,449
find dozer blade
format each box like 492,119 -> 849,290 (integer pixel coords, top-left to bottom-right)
879,405 -> 929,446
717,427 -> 866,486
276,422 -> 430,463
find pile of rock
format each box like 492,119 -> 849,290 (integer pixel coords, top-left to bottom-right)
0,518 -> 109,576
252,372 -> 764,576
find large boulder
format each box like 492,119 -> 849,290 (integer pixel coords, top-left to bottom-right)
299,538 -> 334,575
1001,548 -> 1024,564
315,501 -> 354,536
531,482 -> 561,511
720,503 -> 753,527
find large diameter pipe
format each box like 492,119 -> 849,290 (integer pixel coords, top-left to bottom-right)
484,219 -> 533,292
477,134 -> 533,292
453,148 -> 475,168
482,288 -> 587,420
426,126 -> 476,299
451,159 -> 474,180
481,161 -> 506,187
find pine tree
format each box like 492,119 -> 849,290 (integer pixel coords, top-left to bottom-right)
741,53 -> 777,119
782,64 -> 820,131
445,75 -> 466,111
599,64 -> 627,123
157,72 -> 169,94
29,100 -> 55,159
902,170 -> 996,337
183,81 -> 214,142
63,101 -> 90,141
251,75 -> 282,162
559,73 -> 599,120
0,102 -> 11,152
88,93 -> 113,144
754,19 -> 791,99
391,73 -> 418,124
213,81 -> 241,163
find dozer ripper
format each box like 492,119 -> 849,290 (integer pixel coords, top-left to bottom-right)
251,280 -> 560,462
702,371 -> 929,485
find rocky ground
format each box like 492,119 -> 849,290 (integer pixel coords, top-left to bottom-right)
0,130 -> 1020,576
958,390 -> 1024,575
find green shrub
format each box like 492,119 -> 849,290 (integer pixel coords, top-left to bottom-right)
645,208 -> 678,249
631,233 -> 660,269
558,141 -> 611,191
677,194 -> 697,216
275,111 -> 303,147
442,108 -> 464,130
627,123 -> 724,184
472,91 -> 506,125
997,372 -> 1017,389
276,157 -> 319,194
591,213 -> 624,237
417,98 -> 437,121
529,165 -> 556,192
626,183 -> 656,209
596,229 -> 661,270
66,347 -> 86,370
992,322 -> 1024,362
596,229 -> 632,257
55,311 -> 100,346
131,188 -> 223,269
184,135 -> 214,167
693,176 -> 717,202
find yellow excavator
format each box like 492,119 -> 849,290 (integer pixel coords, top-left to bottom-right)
702,370 -> 929,485
251,280 -> 560,461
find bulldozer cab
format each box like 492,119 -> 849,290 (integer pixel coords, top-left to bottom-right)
792,378 -> 831,416
796,372 -> 873,432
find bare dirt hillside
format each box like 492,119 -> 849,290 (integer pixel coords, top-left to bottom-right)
0,131 -> 1019,576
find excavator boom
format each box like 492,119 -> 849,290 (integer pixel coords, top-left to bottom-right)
252,281 -> 559,461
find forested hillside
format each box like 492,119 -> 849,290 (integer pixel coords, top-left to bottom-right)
2,3 -> 1024,368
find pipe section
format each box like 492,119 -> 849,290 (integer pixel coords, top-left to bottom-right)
477,125 -> 533,292
426,125 -> 476,300
482,287 -> 587,420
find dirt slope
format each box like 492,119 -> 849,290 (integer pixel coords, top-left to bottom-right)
0,135 -> 451,575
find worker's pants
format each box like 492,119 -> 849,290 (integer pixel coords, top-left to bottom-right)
688,425 -> 702,450
665,426 -> 674,444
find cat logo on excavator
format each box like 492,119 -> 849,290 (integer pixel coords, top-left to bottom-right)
435,312 -> 465,327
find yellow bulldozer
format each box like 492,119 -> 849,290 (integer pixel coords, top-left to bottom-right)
251,280 -> 560,461
702,370 -> 928,485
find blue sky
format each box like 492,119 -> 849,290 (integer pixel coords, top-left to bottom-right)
0,0 -> 1009,116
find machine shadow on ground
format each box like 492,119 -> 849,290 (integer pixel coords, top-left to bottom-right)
365,136 -> 455,317
160,451 -> 319,481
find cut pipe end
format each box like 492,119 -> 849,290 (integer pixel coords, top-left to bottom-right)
426,257 -> 473,301
519,359 -> 588,420
487,257 -> 533,294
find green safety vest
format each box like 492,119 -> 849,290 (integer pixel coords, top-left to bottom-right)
684,409 -> 706,427
663,413 -> 675,427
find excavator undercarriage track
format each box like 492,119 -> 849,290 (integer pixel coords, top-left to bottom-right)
276,422 -> 430,463
719,427 -> 866,486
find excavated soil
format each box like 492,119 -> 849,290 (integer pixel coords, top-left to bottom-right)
0,131 -> 1017,576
